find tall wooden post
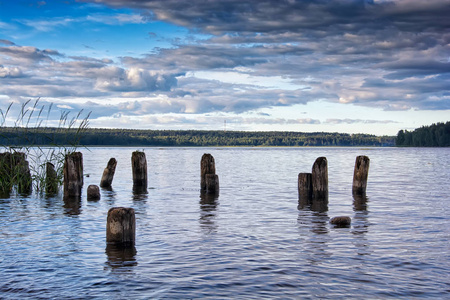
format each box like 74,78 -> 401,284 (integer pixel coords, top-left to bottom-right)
63,152 -> 83,198
106,207 -> 136,246
201,154 -> 218,193
46,162 -> 58,194
312,157 -> 328,201
100,158 -> 117,188
353,155 -> 370,195
132,151 -> 147,189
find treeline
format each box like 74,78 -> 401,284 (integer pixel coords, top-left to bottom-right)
0,127 -> 395,147
396,122 -> 450,147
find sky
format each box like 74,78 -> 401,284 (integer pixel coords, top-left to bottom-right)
0,0 -> 449,136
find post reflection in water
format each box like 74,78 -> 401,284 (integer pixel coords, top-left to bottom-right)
132,186 -> 148,201
199,192 -> 219,234
352,193 -> 372,256
298,197 -> 331,264
101,186 -> 116,205
63,195 -> 81,215
105,244 -> 138,270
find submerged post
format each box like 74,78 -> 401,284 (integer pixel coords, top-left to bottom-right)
106,207 -> 136,246
132,151 -> 147,189
312,157 -> 328,201
353,155 -> 370,195
201,153 -> 218,193
298,172 -> 313,201
46,162 -> 58,194
100,158 -> 117,188
63,152 -> 83,198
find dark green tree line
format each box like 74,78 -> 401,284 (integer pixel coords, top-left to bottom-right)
396,122 -> 450,147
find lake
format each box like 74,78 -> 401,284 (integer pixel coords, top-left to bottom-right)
1,147 -> 449,299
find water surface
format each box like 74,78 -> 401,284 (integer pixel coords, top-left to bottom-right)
1,147 -> 449,299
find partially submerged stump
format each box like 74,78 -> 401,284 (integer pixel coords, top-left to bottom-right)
0,152 -> 32,194
132,151 -> 147,189
330,216 -> 351,227
352,155 -> 370,195
87,184 -> 100,200
106,207 -> 136,246
46,162 -> 58,195
63,152 -> 83,198
298,172 -> 313,202
201,154 -> 216,191
312,157 -> 328,201
100,158 -> 117,188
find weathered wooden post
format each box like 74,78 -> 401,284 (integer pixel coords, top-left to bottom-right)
312,157 -> 328,201
352,155 -> 370,195
132,151 -> 147,189
46,162 -> 58,194
63,152 -> 83,198
106,207 -> 136,246
201,153 -> 216,191
87,184 -> 100,200
100,158 -> 117,188
298,172 -> 313,202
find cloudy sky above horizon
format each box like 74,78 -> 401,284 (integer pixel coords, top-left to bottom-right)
0,0 -> 449,135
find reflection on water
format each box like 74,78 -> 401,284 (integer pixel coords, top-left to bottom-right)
352,193 -> 371,256
63,196 -> 81,215
199,192 -> 219,234
101,186 -> 117,205
132,186 -> 148,201
105,244 -> 138,269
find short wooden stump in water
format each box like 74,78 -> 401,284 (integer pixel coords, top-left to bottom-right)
330,216 -> 351,227
106,207 -> 136,246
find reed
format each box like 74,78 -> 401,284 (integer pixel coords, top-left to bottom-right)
0,98 -> 90,196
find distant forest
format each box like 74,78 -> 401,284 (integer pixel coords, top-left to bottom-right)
0,127 -> 395,147
396,122 -> 450,147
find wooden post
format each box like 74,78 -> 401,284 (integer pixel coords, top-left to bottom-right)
298,172 -> 312,203
63,152 -> 83,198
106,207 -> 136,246
205,174 -> 219,194
46,162 -> 58,194
87,184 -> 100,200
132,151 -> 147,189
100,158 -> 117,188
312,157 -> 328,201
201,154 -> 217,192
353,155 -> 370,195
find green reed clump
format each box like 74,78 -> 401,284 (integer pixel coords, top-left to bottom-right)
0,98 -> 90,196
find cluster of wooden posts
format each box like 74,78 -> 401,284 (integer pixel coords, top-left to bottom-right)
34,150 -> 370,247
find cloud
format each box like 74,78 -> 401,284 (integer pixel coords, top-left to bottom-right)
1,0 -> 449,130
325,119 -> 398,125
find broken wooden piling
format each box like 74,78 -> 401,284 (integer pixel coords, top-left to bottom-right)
46,162 -> 58,194
100,158 -> 117,188
352,155 -> 370,195
106,207 -> 136,246
132,151 -> 147,189
298,172 -> 313,202
201,154 -> 219,193
63,152 -> 83,198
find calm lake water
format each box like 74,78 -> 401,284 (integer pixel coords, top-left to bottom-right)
1,147 -> 449,299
